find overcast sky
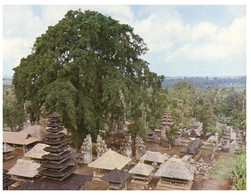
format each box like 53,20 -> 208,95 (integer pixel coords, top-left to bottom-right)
2,4 -> 246,77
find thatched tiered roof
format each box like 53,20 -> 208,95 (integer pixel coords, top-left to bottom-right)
39,112 -> 77,181
100,169 -> 130,184
155,161 -> 195,180
128,162 -> 154,176
8,159 -> 40,178
88,149 -> 131,170
140,151 -> 168,164
180,140 -> 203,155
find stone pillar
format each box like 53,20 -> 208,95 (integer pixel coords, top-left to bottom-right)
96,135 -> 108,158
135,135 -> 146,160
81,134 -> 92,164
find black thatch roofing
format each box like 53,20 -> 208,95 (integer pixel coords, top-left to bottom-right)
39,165 -> 77,179
42,150 -> 71,161
189,129 -> 198,137
3,174 -> 11,181
49,112 -> 60,118
13,174 -> 92,190
41,158 -> 75,170
3,169 -> 8,174
70,151 -> 81,160
180,140 -> 203,155
46,132 -> 65,139
48,122 -> 63,127
48,118 -> 59,122
147,131 -> 155,135
3,169 -> 16,190
47,127 -> 64,133
44,144 -> 69,153
100,169 -> 130,184
3,179 -> 16,189
44,137 -> 68,145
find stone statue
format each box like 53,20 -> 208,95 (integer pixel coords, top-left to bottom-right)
121,135 -> 132,157
81,134 -> 92,164
96,135 -> 108,158
135,135 -> 146,160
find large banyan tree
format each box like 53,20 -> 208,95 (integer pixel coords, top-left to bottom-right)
13,9 -> 163,147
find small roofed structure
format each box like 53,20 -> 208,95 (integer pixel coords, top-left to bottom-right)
100,169 -> 130,190
88,149 -> 131,173
140,151 -> 168,166
180,140 -> 203,156
3,169 -> 16,190
155,161 -> 195,190
24,143 -> 49,160
3,131 -> 39,146
21,124 -> 48,141
147,130 -> 155,141
3,143 -> 15,160
169,154 -> 182,163
128,162 -> 154,185
8,159 -> 40,179
3,143 -> 15,153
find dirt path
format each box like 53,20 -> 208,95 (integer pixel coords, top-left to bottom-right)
3,148 -> 24,170
146,141 -> 183,157
192,179 -> 231,190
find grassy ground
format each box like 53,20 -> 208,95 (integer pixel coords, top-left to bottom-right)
196,149 -> 212,163
210,153 -> 235,179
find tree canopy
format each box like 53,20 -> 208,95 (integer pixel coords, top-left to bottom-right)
12,9 -> 163,147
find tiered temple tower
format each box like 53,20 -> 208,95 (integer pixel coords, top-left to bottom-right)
39,112 -> 77,181
160,108 -> 173,140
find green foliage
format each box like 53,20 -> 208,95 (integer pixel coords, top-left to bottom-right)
164,80 -> 245,137
3,86 -> 25,131
209,153 -> 235,179
12,9 -> 163,148
231,149 -> 246,190
128,118 -> 147,141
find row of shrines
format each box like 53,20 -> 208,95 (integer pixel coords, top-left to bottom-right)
3,112 -> 198,190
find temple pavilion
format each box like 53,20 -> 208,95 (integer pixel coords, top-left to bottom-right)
154,161 -> 195,190
128,162 -> 154,185
100,169 -> 130,190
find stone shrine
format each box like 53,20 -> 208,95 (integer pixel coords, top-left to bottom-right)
135,135 -> 146,160
96,135 -> 108,158
81,134 -> 92,164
